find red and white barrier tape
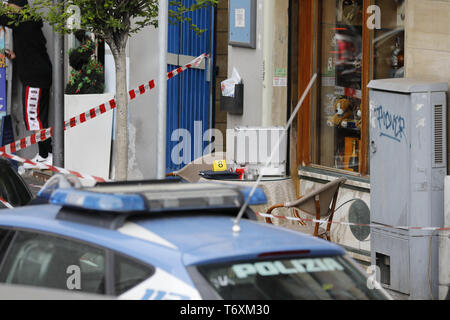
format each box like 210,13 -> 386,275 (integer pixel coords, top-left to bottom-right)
64,99 -> 117,131
256,212 -> 450,233
0,53 -> 209,155
0,197 -> 13,209
0,150 -> 106,183
0,128 -> 53,154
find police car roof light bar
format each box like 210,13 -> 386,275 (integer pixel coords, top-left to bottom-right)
48,182 -> 268,214
50,189 -> 147,213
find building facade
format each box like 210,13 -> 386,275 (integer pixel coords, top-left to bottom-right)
224,0 -> 450,267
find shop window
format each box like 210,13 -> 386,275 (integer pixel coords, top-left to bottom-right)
312,0 -> 405,175
373,0 -> 405,80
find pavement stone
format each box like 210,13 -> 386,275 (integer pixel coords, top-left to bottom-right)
21,169 -> 51,197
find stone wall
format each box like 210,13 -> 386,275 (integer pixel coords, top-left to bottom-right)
405,0 -> 450,169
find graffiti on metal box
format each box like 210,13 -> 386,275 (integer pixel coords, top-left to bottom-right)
373,105 -> 407,143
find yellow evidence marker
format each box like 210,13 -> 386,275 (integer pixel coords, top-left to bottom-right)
213,160 -> 227,172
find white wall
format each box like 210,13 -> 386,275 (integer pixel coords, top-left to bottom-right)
405,0 -> 450,167
127,24 -> 160,179
226,0 -> 289,130
227,0 -> 265,129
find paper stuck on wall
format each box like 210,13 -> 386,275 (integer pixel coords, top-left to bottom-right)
235,8 -> 246,28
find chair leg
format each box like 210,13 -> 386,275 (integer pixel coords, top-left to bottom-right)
325,190 -> 340,241
265,204 -> 284,224
291,208 -> 307,226
314,199 -> 320,237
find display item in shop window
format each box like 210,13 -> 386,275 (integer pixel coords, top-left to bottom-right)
341,106 -> 362,131
327,57 -> 334,73
389,37 -> 404,79
335,150 -> 346,171
395,0 -> 406,22
342,0 -> 362,25
342,0 -> 353,6
324,94 -> 338,117
335,33 -> 361,71
327,98 -> 353,128
355,108 -> 362,130
335,31 -> 362,89
348,139 -> 359,173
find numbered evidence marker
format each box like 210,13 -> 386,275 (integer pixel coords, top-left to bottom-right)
213,160 -> 227,172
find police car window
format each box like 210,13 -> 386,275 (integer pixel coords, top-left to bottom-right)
0,231 -> 106,294
196,256 -> 387,300
0,229 -> 14,264
114,254 -> 154,295
0,229 -> 8,249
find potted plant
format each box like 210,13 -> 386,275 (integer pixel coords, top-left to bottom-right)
65,29 -> 105,94
64,29 -> 114,180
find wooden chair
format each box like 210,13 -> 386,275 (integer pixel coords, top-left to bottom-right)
166,152 -> 227,183
265,177 -> 347,241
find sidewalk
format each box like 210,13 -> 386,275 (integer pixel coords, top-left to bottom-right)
22,169 -> 51,197
385,289 -> 409,300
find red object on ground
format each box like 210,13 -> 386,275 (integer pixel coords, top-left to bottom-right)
235,168 -> 245,180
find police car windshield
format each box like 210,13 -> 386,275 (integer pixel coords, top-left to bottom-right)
196,256 -> 387,300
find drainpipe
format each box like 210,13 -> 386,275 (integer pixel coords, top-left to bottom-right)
156,0 -> 168,179
53,0 -> 64,167
261,0 -> 274,127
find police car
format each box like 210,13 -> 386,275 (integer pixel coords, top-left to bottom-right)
0,175 -> 391,300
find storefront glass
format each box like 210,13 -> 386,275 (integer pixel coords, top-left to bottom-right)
315,0 -> 405,174
373,0 -> 405,80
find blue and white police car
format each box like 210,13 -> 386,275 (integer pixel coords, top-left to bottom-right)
0,176 -> 390,300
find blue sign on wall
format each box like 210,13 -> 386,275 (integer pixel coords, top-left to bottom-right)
228,0 -> 256,48
0,115 -> 14,148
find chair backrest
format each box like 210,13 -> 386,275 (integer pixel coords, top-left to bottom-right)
175,152 -> 227,183
285,178 -> 346,217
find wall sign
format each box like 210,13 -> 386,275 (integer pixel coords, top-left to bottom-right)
228,0 -> 257,48
0,115 -> 14,148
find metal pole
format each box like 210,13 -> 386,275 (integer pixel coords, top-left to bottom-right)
53,0 -> 64,167
156,0 -> 168,179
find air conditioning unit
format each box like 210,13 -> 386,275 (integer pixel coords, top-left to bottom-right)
368,79 -> 448,299
226,126 -> 287,176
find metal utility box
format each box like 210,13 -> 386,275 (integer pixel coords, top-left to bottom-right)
368,79 -> 448,299
226,126 -> 287,176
